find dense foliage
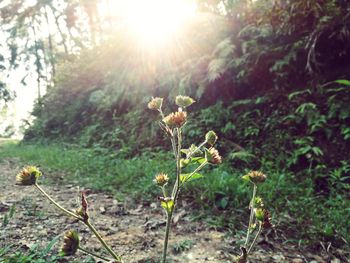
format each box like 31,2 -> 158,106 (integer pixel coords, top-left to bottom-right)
2,0 -> 350,251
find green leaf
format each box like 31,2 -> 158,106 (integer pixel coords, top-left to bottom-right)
180,173 -> 203,183
335,79 -> 350,86
190,157 -> 206,164
161,199 -> 174,214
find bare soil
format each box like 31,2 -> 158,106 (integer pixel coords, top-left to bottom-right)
0,158 -> 347,262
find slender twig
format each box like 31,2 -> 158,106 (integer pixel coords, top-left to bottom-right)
244,183 -> 257,247
34,184 -> 81,220
247,222 -> 263,254
85,220 -> 123,263
78,246 -> 112,262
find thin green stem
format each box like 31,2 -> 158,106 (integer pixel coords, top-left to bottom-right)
244,183 -> 257,247
247,222 -> 263,254
185,140 -> 206,160
181,161 -> 208,185
162,212 -> 172,263
78,246 -> 112,262
85,220 -> 123,263
34,184 -> 81,220
162,186 -> 167,197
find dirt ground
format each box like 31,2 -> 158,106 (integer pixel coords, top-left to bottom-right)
0,158 -> 348,262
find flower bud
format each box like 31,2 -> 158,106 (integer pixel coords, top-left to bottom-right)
205,148 -> 222,164
16,166 -> 42,186
60,230 -> 79,256
163,111 -> 187,128
154,173 -> 169,187
205,131 -> 218,146
148,97 -> 163,111
254,208 -> 264,221
175,95 -> 195,108
242,171 -> 267,184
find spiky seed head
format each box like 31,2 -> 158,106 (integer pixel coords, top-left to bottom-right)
163,111 -> 187,128
154,173 -> 169,187
242,171 -> 267,184
175,95 -> 195,108
206,147 -> 222,164
16,166 -> 42,186
148,97 -> 163,111
205,130 -> 218,146
60,230 -> 79,256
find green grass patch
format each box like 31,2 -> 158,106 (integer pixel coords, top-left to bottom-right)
1,140 -> 349,248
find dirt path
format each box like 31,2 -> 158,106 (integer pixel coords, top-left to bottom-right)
0,158 -> 345,262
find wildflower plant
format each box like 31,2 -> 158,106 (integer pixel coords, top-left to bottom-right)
236,171 -> 272,263
148,95 -> 221,263
15,166 -> 123,262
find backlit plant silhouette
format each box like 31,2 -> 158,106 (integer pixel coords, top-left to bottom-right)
148,95 -> 222,262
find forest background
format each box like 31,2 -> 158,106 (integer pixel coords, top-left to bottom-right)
0,0 -> 349,261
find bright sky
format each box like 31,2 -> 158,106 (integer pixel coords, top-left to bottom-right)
0,0 -> 198,137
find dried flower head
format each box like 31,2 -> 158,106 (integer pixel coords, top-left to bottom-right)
242,171 -> 267,184
163,111 -> 187,128
60,230 -> 79,256
148,97 -> 163,111
175,95 -> 195,108
205,130 -> 218,146
154,173 -> 169,187
262,209 -> 272,229
206,148 -> 222,164
76,192 -> 89,221
16,166 -> 42,186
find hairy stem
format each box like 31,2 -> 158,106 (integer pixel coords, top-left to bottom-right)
244,183 -> 257,247
78,246 -> 112,262
162,212 -> 172,263
34,184 -> 81,220
85,220 -> 123,262
247,222 -> 263,254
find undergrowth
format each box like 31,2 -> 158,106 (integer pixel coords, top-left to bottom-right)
0,140 -> 349,249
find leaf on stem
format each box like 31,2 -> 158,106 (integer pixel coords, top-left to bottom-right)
180,173 -> 204,183
159,197 -> 174,214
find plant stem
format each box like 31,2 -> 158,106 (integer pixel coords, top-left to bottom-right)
244,183 -> 257,247
181,161 -> 208,185
34,184 -> 81,220
85,220 -> 123,263
186,141 -> 206,160
78,246 -> 112,262
247,222 -> 262,254
162,212 -> 172,263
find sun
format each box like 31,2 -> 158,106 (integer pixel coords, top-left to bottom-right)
110,0 -> 197,47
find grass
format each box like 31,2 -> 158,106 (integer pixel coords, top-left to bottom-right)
1,139 -> 349,251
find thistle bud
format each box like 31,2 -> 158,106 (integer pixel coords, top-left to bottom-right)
205,131 -> 218,146
163,111 -> 187,128
205,148 -> 222,165
154,173 -> 169,187
16,166 -> 42,186
148,97 -> 163,111
175,95 -> 195,108
242,171 -> 267,184
60,230 -> 79,256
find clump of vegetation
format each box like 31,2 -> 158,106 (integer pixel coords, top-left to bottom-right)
14,95 -> 273,262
